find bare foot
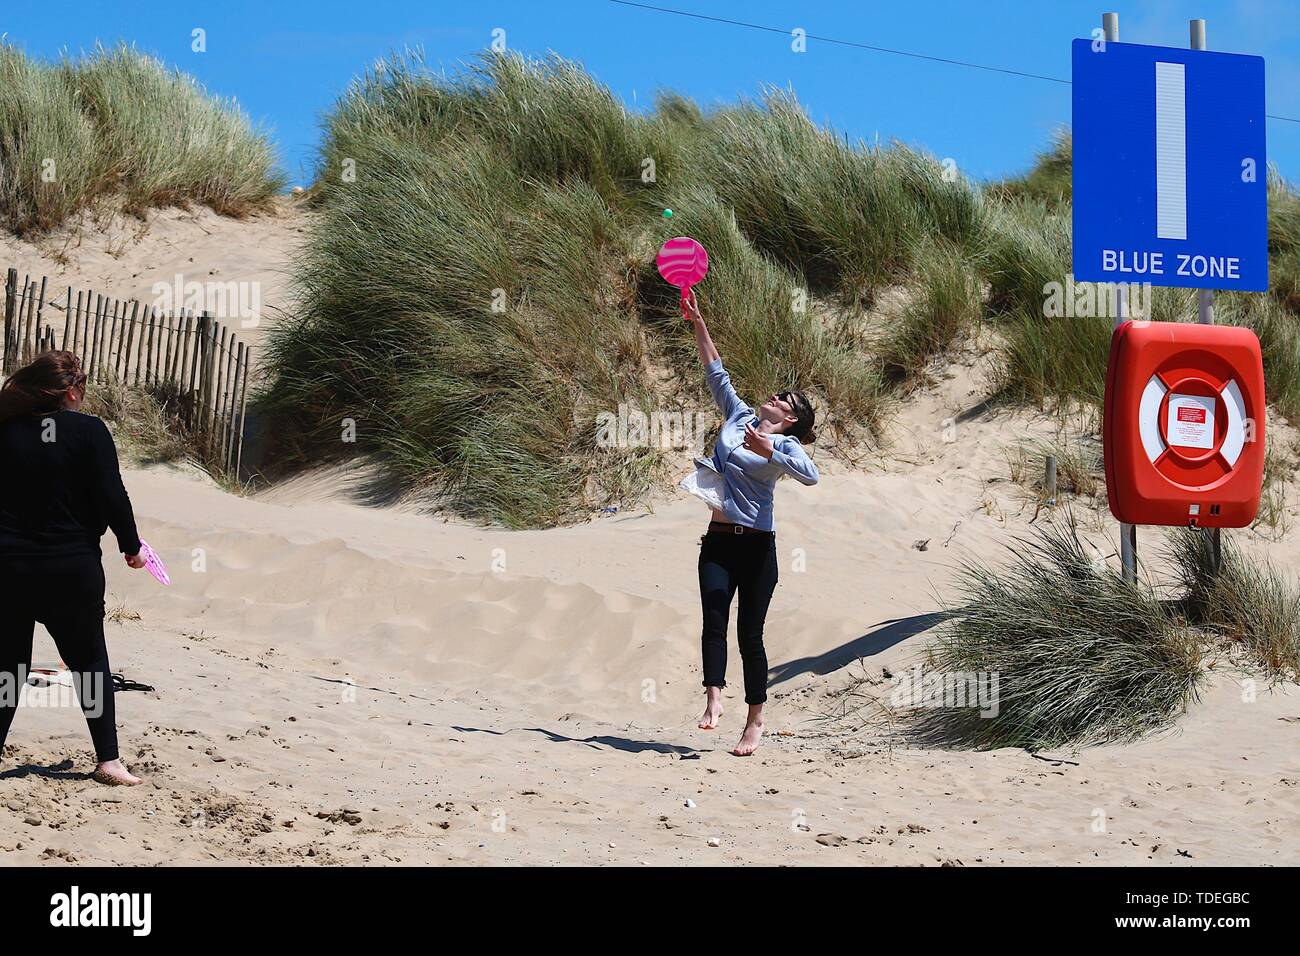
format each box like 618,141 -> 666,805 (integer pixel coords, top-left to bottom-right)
732,721 -> 763,756
92,759 -> 142,786
698,688 -> 724,730
732,705 -> 765,756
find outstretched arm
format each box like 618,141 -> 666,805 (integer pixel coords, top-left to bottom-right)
682,290 -> 719,366
684,291 -> 749,419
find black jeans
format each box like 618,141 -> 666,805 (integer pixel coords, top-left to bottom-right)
0,554 -> 119,763
698,529 -> 778,705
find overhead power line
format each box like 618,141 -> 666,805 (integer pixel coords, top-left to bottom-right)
607,0 -> 1300,125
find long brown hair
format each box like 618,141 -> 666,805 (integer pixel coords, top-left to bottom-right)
0,351 -> 87,422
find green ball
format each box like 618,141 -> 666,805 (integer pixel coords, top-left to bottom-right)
662,208 -> 673,218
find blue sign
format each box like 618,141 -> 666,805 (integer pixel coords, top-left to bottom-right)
1072,38 -> 1267,292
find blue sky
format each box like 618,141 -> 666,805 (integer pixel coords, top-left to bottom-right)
6,0 -> 1299,187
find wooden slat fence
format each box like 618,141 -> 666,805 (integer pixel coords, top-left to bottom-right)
2,267 -> 252,479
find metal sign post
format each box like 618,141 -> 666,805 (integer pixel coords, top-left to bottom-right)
1191,17 -> 1224,576
1103,12 -> 1140,584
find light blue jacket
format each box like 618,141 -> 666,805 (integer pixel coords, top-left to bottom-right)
704,358 -> 819,531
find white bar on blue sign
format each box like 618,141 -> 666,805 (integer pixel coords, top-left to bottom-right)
1155,62 -> 1187,241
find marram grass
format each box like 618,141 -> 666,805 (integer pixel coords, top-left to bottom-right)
0,41 -> 282,235
1166,527 -> 1300,681
918,517 -> 1204,750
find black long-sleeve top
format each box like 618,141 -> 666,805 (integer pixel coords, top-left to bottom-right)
0,409 -> 141,559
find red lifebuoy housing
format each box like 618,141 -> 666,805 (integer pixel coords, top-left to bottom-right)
1104,320 -> 1266,527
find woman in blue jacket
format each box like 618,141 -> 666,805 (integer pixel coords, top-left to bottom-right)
683,292 -> 819,756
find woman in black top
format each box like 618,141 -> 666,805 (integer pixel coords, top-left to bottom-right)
0,351 -> 146,785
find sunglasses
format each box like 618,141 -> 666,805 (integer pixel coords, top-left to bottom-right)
776,391 -> 807,415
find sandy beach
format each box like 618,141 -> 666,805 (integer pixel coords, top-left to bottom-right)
2,201 -> 1297,865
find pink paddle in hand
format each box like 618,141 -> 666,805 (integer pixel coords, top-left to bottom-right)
137,538 -> 171,586
656,236 -> 709,310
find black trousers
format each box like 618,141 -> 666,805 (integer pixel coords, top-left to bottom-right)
698,530 -> 778,705
0,554 -> 119,763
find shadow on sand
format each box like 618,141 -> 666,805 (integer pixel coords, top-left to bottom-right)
767,610 -> 951,689
0,758 -> 89,781
452,725 -> 701,756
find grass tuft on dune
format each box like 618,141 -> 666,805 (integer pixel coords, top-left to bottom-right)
82,378 -> 189,465
0,41 -> 282,235
919,517 -> 1204,750
1167,527 -> 1300,681
900,518 -> 1300,751
674,89 -> 986,302
0,45 -> 100,233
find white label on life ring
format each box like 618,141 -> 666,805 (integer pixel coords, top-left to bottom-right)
1167,394 -> 1215,449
